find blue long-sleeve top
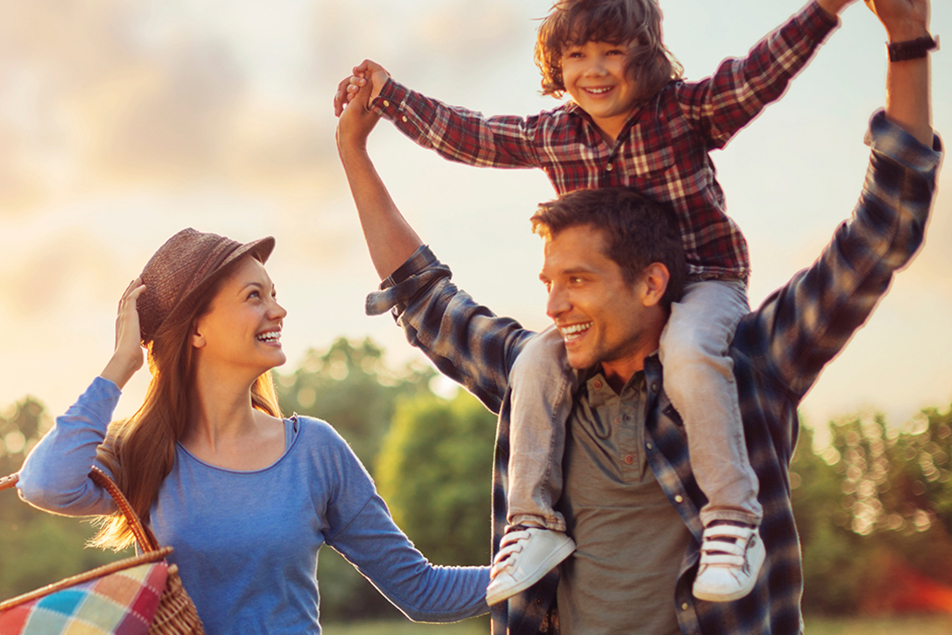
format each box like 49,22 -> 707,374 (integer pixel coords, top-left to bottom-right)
18,377 -> 490,635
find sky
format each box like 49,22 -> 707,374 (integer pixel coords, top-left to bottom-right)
0,0 -> 949,442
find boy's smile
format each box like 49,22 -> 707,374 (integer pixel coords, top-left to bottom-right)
561,40 -> 640,143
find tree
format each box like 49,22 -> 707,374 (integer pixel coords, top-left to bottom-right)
0,397 -> 125,599
793,404 -> 952,615
274,337 -> 433,471
375,391 -> 496,566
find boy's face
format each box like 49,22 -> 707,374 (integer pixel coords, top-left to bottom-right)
561,40 -> 639,142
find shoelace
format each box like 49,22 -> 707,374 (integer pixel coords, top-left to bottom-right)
699,525 -> 754,575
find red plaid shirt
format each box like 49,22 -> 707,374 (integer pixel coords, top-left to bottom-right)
373,1 -> 838,278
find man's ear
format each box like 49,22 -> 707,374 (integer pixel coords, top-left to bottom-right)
640,262 -> 670,308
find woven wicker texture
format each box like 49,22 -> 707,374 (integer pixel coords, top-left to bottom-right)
1,470 -> 204,634
137,228 -> 274,344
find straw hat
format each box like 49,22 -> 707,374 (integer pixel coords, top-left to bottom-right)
137,228 -> 275,344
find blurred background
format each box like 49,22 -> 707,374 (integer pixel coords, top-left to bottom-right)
1,0 -> 951,631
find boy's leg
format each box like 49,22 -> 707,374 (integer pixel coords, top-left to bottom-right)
487,326 -> 575,606
659,279 -> 764,602
507,326 -> 573,532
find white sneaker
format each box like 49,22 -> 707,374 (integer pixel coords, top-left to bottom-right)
692,523 -> 765,602
485,527 -> 575,606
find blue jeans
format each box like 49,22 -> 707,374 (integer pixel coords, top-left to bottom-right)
506,279 -> 762,530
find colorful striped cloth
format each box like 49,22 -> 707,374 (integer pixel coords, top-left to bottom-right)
0,561 -> 167,635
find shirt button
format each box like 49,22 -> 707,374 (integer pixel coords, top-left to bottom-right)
651,383 -> 659,392
681,603 -> 689,611
646,442 -> 653,450
606,163 -> 613,171
401,115 -> 408,122
382,100 -> 390,107
593,380 -> 603,389
624,454 -> 635,465
674,495 -> 684,503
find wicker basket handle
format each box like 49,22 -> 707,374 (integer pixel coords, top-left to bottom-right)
0,472 -> 18,492
0,468 -> 160,553
88,466 -> 160,553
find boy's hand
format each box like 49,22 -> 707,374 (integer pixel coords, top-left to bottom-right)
336,75 -> 381,154
333,60 -> 391,117
863,0 -> 931,41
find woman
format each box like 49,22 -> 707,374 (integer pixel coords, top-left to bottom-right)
17,228 -> 490,634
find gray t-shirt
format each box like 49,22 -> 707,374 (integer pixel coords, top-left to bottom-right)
558,371 -> 691,635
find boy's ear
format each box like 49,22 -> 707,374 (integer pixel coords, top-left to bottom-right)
640,262 -> 670,308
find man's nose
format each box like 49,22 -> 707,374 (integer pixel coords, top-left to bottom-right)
546,285 -> 570,320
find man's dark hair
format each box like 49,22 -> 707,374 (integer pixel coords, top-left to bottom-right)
531,187 -> 686,310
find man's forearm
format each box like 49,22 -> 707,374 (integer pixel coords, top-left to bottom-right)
868,0 -> 933,145
339,142 -> 423,280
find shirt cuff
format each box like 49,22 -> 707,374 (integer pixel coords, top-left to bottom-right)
371,78 -> 411,118
802,0 -> 840,40
865,109 -> 943,174
365,245 -> 450,318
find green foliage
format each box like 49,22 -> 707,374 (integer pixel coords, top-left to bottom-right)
376,391 -> 496,566
793,405 -> 952,615
0,397 -> 127,600
275,337 -> 434,471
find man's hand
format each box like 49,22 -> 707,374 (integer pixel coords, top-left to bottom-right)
816,0 -> 860,17
336,75 -> 381,157
333,59 -> 391,117
863,0 -> 931,41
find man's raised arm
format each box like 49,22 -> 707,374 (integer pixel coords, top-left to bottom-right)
870,0 -> 933,143
741,0 -> 940,399
336,79 -> 423,280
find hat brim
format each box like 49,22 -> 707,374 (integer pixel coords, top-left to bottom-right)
149,235 -> 276,344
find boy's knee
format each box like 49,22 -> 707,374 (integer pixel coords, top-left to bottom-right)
512,326 -> 567,376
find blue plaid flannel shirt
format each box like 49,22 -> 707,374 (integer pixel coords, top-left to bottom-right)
366,111 -> 941,635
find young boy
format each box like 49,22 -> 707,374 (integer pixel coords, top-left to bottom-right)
335,0 -> 855,605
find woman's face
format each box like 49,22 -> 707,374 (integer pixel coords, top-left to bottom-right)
192,256 -> 287,377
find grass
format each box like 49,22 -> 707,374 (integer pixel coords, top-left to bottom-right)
322,614 -> 952,635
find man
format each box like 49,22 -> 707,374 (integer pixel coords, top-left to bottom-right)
335,0 -> 939,633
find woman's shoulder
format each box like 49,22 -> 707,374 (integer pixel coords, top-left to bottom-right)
287,415 -> 358,456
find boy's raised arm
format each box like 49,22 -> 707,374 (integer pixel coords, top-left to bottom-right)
336,80 -> 423,280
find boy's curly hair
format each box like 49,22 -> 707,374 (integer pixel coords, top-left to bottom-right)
535,0 -> 683,101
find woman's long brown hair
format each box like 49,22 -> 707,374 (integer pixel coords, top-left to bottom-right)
91,256 -> 281,550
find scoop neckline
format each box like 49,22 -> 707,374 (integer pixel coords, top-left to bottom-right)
175,416 -> 300,474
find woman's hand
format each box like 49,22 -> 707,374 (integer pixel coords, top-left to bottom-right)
100,278 -> 147,389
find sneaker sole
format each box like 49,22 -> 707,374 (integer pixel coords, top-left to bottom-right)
485,540 -> 576,606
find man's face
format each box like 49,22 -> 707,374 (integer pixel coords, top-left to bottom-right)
540,224 -> 662,383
